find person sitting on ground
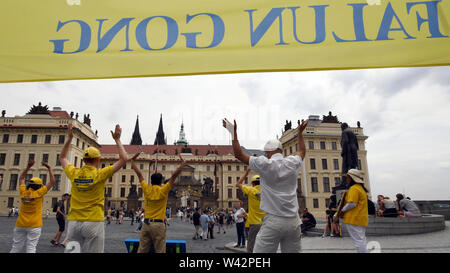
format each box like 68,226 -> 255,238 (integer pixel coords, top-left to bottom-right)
300,208 -> 316,235
376,195 -> 385,217
368,198 -> 376,216
396,194 -> 422,217
382,197 -> 398,217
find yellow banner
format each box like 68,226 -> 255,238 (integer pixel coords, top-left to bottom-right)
1,0 -> 449,82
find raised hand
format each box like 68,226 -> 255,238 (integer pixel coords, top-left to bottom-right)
68,123 -> 74,139
111,124 -> 122,141
298,119 -> 309,133
42,161 -> 51,169
27,160 -> 35,169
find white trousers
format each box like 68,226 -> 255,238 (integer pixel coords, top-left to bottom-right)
253,214 -> 302,253
345,223 -> 368,253
10,227 -> 42,253
66,221 -> 105,253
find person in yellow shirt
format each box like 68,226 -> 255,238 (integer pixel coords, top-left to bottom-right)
130,152 -> 187,253
237,168 -> 265,253
338,168 -> 369,253
59,123 -> 128,253
10,160 -> 55,253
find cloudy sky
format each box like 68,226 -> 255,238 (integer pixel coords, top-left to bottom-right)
1,66 -> 449,200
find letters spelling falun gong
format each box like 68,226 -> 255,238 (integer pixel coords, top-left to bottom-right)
0,0 -> 448,83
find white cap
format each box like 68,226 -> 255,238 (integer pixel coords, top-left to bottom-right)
263,139 -> 282,152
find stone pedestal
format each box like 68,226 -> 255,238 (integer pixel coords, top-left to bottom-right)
127,185 -> 139,213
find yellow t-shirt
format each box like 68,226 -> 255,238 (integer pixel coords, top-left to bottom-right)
16,185 -> 48,228
141,181 -> 171,220
65,164 -> 114,222
241,185 -> 266,225
343,184 -> 369,227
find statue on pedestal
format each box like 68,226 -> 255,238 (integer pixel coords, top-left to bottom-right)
340,122 -> 359,174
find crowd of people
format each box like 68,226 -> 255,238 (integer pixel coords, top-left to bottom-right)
5,117 -> 425,254
375,194 -> 422,218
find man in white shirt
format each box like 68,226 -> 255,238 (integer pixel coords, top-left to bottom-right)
233,201 -> 247,248
222,118 -> 308,253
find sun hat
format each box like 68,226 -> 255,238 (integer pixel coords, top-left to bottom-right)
263,139 -> 282,152
347,169 -> 364,184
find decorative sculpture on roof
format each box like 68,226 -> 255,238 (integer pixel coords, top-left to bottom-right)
27,102 -> 50,115
1,110 -> 5,117
284,120 -> 292,131
70,111 -> 74,118
83,114 -> 91,127
322,111 -> 339,123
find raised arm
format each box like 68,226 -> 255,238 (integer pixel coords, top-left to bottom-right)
223,119 -> 250,165
130,152 -> 145,182
60,123 -> 74,168
167,155 -> 188,186
42,162 -> 55,190
19,160 -> 35,186
111,124 -> 129,172
297,120 -> 308,160
236,168 -> 251,190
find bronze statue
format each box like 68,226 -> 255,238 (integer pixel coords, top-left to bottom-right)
340,123 -> 359,174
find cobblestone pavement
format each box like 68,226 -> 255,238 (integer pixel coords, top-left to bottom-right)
1,216 -> 449,253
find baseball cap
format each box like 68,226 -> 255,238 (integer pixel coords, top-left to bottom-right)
251,175 -> 260,183
83,147 -> 101,159
263,139 -> 282,152
28,177 -> 43,185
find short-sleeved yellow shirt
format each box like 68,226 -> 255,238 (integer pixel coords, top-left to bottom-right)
241,185 -> 266,225
343,184 -> 369,227
65,164 -> 114,222
16,185 -> 48,228
141,181 -> 171,220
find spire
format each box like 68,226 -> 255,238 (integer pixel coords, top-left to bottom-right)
175,120 -> 188,146
154,114 -> 166,145
130,115 -> 143,145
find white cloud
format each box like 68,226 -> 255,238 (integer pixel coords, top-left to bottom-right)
1,66 -> 449,200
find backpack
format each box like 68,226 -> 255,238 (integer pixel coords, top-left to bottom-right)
368,199 -> 376,215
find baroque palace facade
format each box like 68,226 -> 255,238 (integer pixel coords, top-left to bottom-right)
0,104 -> 370,218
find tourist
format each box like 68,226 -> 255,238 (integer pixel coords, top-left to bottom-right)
223,118 -> 308,253
338,169 -> 369,253
107,208 -> 112,225
51,193 -> 69,246
323,195 -> 338,238
207,210 -> 216,239
45,209 -> 49,219
136,209 -> 145,232
131,153 -> 186,253
217,210 -> 225,234
376,195 -> 385,217
237,169 -> 265,253
59,123 -> 128,253
382,197 -> 398,217
396,194 -> 422,217
200,209 -> 210,240
233,200 -> 247,248
301,208 -> 317,235
119,209 -> 124,224
10,160 -> 55,253
129,209 -> 135,225
192,208 -> 202,240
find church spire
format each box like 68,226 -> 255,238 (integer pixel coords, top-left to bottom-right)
130,115 -> 143,145
154,114 -> 166,145
175,120 -> 188,146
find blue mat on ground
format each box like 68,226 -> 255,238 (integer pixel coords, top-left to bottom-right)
124,238 -> 186,253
